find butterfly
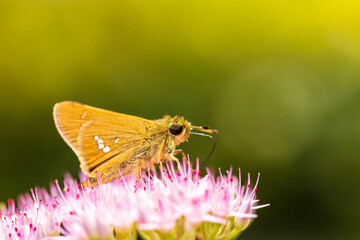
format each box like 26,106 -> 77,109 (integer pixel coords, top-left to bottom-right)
53,101 -> 217,186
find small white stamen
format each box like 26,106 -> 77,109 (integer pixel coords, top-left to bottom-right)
94,136 -> 99,140
103,146 -> 111,153
97,139 -> 104,144
98,144 -> 104,149
114,138 -> 119,143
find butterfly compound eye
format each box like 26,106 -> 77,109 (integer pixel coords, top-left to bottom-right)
169,123 -> 183,135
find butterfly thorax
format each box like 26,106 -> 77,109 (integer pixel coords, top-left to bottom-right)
144,115 -> 191,163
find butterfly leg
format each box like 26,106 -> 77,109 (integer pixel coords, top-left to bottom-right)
174,149 -> 197,175
168,154 -> 185,176
158,140 -> 167,182
175,149 -> 195,174
160,161 -> 164,182
174,149 -> 187,162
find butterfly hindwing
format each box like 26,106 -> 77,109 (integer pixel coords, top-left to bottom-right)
78,117 -> 150,175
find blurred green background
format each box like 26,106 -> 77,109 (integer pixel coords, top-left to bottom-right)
1,0 -> 360,239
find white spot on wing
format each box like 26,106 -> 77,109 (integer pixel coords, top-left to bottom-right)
114,138 -> 119,143
98,144 -> 104,149
97,139 -> 104,144
94,136 -> 99,140
103,146 -> 111,153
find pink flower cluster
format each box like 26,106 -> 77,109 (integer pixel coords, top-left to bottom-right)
0,160 -> 269,240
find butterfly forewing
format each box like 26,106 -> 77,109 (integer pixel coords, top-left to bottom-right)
53,102 -> 131,151
54,101 -> 156,177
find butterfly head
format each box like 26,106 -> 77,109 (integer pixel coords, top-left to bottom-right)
169,116 -> 191,144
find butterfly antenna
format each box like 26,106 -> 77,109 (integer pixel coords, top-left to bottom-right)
190,132 -> 216,167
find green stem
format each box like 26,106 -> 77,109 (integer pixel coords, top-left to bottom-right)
138,230 -> 160,240
131,225 -> 137,240
208,223 -> 221,240
200,222 -> 207,240
176,216 -> 185,239
216,221 -> 228,237
224,218 -> 234,235
114,224 -> 138,240
158,232 -> 174,240
215,227 -> 242,240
